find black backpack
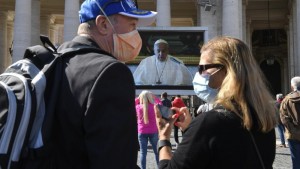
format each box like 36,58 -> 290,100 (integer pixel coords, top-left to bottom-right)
0,35 -> 107,169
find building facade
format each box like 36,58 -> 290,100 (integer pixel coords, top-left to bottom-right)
0,0 -> 298,96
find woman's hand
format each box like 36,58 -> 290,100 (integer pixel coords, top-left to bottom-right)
154,104 -> 176,140
154,105 -> 192,161
171,107 -> 192,132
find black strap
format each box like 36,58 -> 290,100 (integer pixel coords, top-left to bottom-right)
157,140 -> 172,153
249,131 -> 265,169
39,35 -> 112,57
39,34 -> 113,60
40,34 -> 57,53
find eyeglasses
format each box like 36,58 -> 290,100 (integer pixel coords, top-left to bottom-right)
198,64 -> 224,75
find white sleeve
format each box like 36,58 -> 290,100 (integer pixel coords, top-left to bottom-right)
133,57 -> 157,85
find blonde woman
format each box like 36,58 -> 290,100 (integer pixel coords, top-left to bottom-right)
155,36 -> 277,169
136,90 -> 160,169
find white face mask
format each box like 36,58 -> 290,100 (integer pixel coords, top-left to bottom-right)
112,30 -> 142,62
193,72 -> 219,103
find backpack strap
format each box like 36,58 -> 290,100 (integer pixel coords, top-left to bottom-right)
23,45 -> 57,70
39,35 -> 112,57
40,34 -> 57,53
249,131 -> 266,169
24,36 -> 112,72
40,34 -> 112,58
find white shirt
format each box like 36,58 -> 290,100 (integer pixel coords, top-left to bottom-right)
197,103 -> 213,115
133,55 -> 193,85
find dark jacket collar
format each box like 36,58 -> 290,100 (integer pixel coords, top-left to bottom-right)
58,35 -> 100,50
72,36 -> 100,48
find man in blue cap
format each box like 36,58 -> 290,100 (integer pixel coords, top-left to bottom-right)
23,1 -> 156,169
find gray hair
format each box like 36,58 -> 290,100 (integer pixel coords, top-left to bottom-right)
154,39 -> 168,48
153,39 -> 169,56
276,93 -> 283,100
154,39 -> 168,45
291,76 -> 300,91
77,20 -> 96,35
77,15 -> 117,35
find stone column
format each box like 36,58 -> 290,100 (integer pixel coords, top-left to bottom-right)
242,1 -> 247,42
57,25 -> 64,46
196,1 -> 201,26
49,24 -> 55,45
288,15 -> 295,79
41,15 -> 50,36
291,3 -> 298,77
156,0 -> 171,26
296,0 -> 300,75
50,24 -> 64,47
31,0 -> 41,46
51,25 -> 59,45
0,12 -> 7,73
13,0 -> 32,62
7,23 -> 13,66
246,19 -> 252,48
222,0 -> 243,39
285,24 -> 290,94
198,0 -> 222,40
64,0 -> 80,41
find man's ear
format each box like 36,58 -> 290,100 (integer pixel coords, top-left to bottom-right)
95,15 -> 108,35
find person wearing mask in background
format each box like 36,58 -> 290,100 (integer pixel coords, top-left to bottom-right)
133,39 -> 193,85
275,93 -> 286,148
280,77 -> 300,169
171,95 -> 186,147
154,36 -> 277,169
22,1 -> 157,169
136,90 -> 160,169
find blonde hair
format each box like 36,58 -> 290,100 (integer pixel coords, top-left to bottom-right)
139,90 -> 155,124
201,36 -> 277,132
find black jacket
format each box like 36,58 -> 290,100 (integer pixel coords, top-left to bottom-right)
39,36 -> 138,169
159,106 -> 275,169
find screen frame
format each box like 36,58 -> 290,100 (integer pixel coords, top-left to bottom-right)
129,26 -> 208,91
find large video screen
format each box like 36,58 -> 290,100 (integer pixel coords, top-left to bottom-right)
128,27 -> 207,87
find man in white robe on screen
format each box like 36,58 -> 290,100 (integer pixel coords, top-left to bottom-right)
133,39 -> 193,85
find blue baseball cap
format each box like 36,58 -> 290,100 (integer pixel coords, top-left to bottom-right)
79,0 -> 157,26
